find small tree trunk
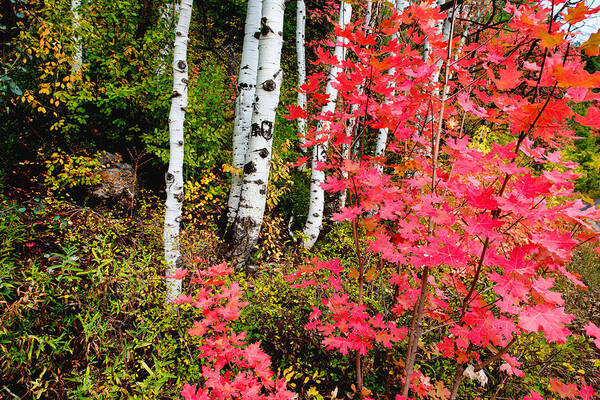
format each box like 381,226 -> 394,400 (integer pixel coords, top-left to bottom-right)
71,0 -> 82,74
374,0 -> 409,172
164,0 -> 193,302
296,0 -> 307,152
226,0 -> 263,226
302,1 -> 352,250
229,0 -> 286,266
365,0 -> 372,26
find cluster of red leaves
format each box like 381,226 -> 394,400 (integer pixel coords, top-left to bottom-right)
287,258 -> 408,355
170,264 -> 295,400
288,0 -> 600,398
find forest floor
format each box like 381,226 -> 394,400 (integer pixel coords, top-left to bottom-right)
2,167 -> 600,400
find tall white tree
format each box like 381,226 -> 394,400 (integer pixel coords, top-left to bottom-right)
164,0 -> 193,302
340,0 -> 373,209
226,0 -> 263,225
296,0 -> 307,152
71,0 -> 82,74
374,0 -> 410,171
302,1 -> 352,250
229,0 -> 286,266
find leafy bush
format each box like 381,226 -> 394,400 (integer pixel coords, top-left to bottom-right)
0,193 -> 209,399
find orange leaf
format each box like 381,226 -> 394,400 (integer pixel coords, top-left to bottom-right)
582,30 -> 600,56
549,379 -> 578,399
565,2 -> 588,24
537,27 -> 565,48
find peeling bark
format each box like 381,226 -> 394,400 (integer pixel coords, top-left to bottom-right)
164,0 -> 193,302
302,1 -> 352,250
227,0 -> 263,226
229,0 -> 286,266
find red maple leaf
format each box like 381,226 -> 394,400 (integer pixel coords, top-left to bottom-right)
487,62 -> 521,91
575,105 -> 600,129
284,105 -> 309,120
518,304 -> 574,343
584,321 -> 600,350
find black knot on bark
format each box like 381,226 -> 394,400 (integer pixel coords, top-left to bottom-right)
177,60 -> 187,70
166,172 -> 174,182
260,17 -> 272,36
259,189 -> 266,195
177,140 -> 184,146
171,90 -> 181,98
181,78 -> 189,84
251,121 -> 274,140
258,148 -> 269,158
263,79 -> 276,92
243,161 -> 257,175
253,31 -> 261,40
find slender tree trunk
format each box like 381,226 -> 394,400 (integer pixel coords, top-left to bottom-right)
339,143 -> 350,209
302,1 -> 352,250
71,0 -> 82,74
341,0 -> 373,208
374,0 -> 409,171
296,0 -> 307,152
229,0 -> 286,266
226,0 -> 263,226
164,0 -> 193,302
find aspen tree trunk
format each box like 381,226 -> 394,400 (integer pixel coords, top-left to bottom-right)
296,0 -> 307,152
365,0 -> 372,27
164,0 -> 193,302
339,143 -> 350,209
229,0 -> 286,266
226,0 -> 263,225
302,1 -> 352,250
374,0 -> 409,171
71,0 -> 82,74
340,0 -> 372,208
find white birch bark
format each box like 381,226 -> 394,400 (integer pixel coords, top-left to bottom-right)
302,1 -> 352,250
226,0 -> 263,225
365,0 -> 373,27
339,143 -> 350,209
230,0 -> 286,266
296,0 -> 308,152
164,0 -> 193,302
374,0 -> 410,171
71,0 -> 82,74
